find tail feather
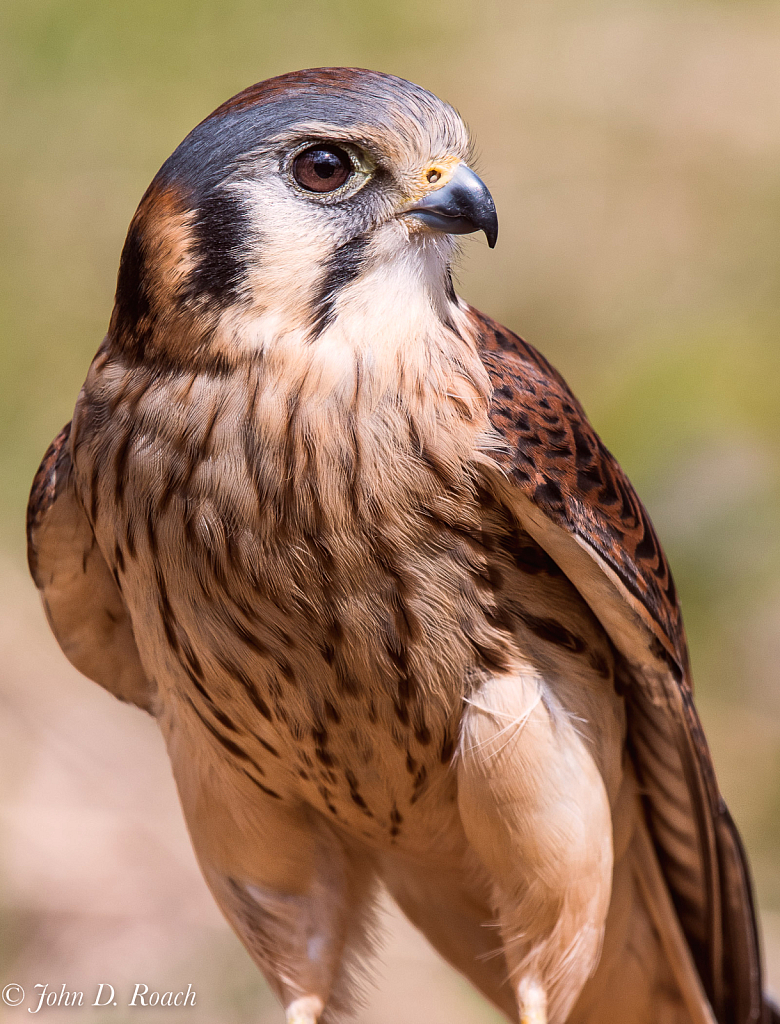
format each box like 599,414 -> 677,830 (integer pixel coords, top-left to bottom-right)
570,774 -> 717,1024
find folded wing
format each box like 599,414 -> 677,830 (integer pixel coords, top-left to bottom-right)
470,307 -> 767,1024
27,422 -> 154,714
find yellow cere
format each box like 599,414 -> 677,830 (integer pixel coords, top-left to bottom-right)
407,156 -> 462,203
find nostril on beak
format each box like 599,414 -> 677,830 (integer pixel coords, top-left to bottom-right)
403,163 -> 498,248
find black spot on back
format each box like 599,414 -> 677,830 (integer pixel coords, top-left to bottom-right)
533,477 -> 565,511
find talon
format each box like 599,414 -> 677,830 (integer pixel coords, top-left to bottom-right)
520,1011 -> 547,1024
286,995 -> 324,1024
518,980 -> 547,1024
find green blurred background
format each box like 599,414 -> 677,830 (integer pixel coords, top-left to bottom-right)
1,0 -> 779,1020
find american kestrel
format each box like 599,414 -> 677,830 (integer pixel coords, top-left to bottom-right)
27,68 -> 778,1024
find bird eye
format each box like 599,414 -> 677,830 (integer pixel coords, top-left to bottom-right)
293,145 -> 353,193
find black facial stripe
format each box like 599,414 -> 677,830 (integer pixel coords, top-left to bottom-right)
113,220 -> 153,356
310,235 -> 370,338
186,187 -> 250,305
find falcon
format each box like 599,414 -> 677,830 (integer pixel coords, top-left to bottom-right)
27,68 -> 777,1024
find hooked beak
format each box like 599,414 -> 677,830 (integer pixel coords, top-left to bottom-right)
402,163 -> 498,248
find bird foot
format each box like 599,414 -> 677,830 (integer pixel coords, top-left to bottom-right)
520,1011 -> 547,1024
518,980 -> 547,1024
285,996 -> 324,1024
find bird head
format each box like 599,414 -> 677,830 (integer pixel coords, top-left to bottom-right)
109,68 -> 498,373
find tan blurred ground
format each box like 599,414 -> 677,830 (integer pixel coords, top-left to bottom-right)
1,1 -> 779,1021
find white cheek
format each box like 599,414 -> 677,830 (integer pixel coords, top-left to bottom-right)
207,175 -> 460,399
231,178 -> 336,321
331,223 -> 455,343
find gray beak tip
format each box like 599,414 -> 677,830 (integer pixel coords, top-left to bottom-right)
403,163 -> 499,250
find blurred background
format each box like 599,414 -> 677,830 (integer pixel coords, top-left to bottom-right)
1,0 -> 779,1020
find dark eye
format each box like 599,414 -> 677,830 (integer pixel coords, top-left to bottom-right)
293,145 -> 353,193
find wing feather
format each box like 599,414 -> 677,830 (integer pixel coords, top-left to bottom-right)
470,307 -> 767,1024
27,422 -> 155,713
